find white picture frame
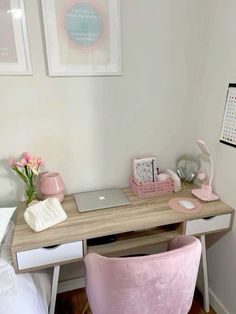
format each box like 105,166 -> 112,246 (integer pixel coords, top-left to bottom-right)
41,0 -> 121,76
0,0 -> 32,75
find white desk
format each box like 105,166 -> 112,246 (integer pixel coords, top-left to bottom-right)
11,185 -> 234,313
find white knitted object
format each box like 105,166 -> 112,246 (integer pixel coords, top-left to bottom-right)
24,198 -> 67,232
166,169 -> 182,192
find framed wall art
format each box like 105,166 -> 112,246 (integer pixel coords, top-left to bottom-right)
0,0 -> 32,75
220,83 -> 236,148
41,0 -> 121,76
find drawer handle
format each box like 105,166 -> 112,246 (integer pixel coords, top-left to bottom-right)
203,216 -> 215,220
43,245 -> 60,250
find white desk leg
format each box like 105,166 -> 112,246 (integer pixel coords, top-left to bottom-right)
49,265 -> 60,314
200,235 -> 210,313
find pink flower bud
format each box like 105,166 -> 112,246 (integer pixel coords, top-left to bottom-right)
16,162 -> 24,167
30,157 -> 38,168
20,158 -> 27,166
22,152 -> 31,162
9,158 -> 16,166
37,157 -> 44,166
28,163 -> 39,175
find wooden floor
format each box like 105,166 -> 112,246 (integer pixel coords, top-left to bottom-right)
55,288 -> 216,314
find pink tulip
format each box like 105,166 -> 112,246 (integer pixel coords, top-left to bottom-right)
20,158 -> 27,166
22,152 -> 31,163
28,163 -> 39,175
10,153 -> 43,178
30,156 -> 38,168
37,157 -> 44,166
9,158 -> 16,166
16,162 -> 24,167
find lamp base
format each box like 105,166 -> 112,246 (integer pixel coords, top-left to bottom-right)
192,184 -> 219,202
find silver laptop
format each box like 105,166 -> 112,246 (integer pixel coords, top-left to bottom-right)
74,188 -> 131,212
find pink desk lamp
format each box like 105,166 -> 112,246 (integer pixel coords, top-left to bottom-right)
192,140 -> 219,201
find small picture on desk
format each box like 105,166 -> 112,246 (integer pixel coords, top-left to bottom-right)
133,157 -> 159,182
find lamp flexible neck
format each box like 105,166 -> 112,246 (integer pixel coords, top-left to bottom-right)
209,156 -> 214,187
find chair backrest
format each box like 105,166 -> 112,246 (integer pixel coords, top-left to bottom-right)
84,235 -> 201,314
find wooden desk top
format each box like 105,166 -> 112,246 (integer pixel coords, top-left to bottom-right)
11,184 -> 234,253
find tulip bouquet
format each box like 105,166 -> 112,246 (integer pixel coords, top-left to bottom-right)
9,152 -> 44,205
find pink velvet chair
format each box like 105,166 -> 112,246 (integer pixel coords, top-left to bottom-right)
84,235 -> 201,314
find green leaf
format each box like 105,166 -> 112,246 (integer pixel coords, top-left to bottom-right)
12,166 -> 29,184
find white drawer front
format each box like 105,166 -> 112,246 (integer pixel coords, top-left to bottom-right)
186,214 -> 231,235
17,241 -> 83,270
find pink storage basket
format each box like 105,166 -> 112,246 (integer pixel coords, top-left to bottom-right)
130,175 -> 174,197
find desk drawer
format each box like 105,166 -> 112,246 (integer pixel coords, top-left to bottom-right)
185,214 -> 231,235
17,241 -> 83,270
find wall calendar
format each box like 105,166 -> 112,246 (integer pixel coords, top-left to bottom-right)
220,83 -> 236,148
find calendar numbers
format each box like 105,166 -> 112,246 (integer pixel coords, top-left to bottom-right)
220,84 -> 236,147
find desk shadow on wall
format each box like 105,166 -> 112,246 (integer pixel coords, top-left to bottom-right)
0,158 -> 24,207
206,230 -> 229,248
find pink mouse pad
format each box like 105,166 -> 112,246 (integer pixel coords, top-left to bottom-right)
168,197 -> 202,214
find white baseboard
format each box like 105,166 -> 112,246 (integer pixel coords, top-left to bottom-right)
197,279 -> 229,314
209,288 -> 229,314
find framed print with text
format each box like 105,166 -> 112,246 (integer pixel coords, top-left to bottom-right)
0,0 -> 32,75
41,0 -> 121,76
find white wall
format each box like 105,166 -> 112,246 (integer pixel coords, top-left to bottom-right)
2,1 -> 236,311
194,1 -> 236,313
0,0 -> 200,205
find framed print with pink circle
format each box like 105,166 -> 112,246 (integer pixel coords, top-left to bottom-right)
0,0 -> 32,75
41,0 -> 121,76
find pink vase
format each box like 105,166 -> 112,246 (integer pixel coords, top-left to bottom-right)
38,172 -> 65,203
